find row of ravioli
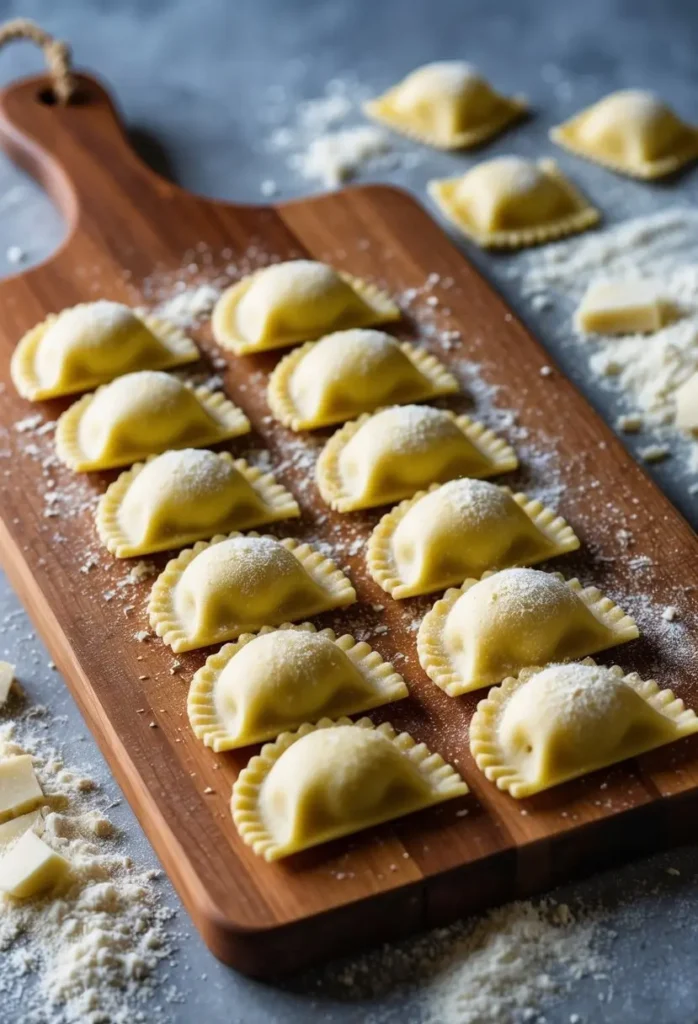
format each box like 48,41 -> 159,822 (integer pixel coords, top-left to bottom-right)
9,260 -> 698,864
363,63 -> 698,249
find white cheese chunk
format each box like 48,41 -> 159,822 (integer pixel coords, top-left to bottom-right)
675,371 -> 698,433
0,661 -> 15,706
575,280 -> 665,335
0,755 -> 44,823
0,808 -> 42,851
0,829 -> 69,898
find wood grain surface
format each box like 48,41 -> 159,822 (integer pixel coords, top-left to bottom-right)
1,71 -> 697,977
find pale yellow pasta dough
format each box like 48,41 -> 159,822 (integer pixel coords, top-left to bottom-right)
188,623 -> 408,750
428,156 -> 599,248
55,370 -> 250,472
418,568 -> 639,696
268,328 -> 459,431
10,300 -> 199,401
97,449 -> 299,557
212,260 -> 399,354
368,479 -> 580,599
470,660 -> 698,797
364,61 -> 526,150
316,404 -> 518,512
551,90 -> 698,179
148,532 -> 356,652
575,280 -> 667,335
232,717 -> 468,860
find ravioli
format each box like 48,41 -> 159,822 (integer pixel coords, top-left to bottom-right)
470,659 -> 698,797
428,156 -> 599,248
97,449 -> 299,558
55,371 -> 250,472
10,300 -> 199,402
551,90 -> 698,180
149,532 -> 356,652
188,623 -> 408,750
268,329 -> 459,431
316,404 -> 518,512
232,716 -> 468,860
418,568 -> 639,696
364,61 -> 526,150
368,479 -> 580,599
212,260 -> 399,355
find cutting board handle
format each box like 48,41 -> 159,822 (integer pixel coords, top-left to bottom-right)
0,71 -> 192,261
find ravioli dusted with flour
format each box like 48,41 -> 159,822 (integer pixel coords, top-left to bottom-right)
10,301 -> 199,402
55,371 -> 250,472
470,660 -> 698,797
551,91 -> 698,179
428,156 -> 599,248
418,567 -> 639,696
316,404 -> 518,512
211,260 -> 399,355
149,532 -> 356,652
268,329 -> 458,431
97,449 -> 299,557
364,61 -> 526,150
367,479 -> 579,599
188,624 -> 408,750
232,717 -> 468,860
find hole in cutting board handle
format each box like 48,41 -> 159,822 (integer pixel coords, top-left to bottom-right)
36,86 -> 89,107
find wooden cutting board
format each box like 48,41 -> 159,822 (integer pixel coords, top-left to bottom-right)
1,70 -> 698,978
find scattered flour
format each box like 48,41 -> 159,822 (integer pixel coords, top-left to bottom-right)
264,77 -> 416,189
512,209 -> 698,468
290,124 -> 391,187
311,898 -> 603,1024
0,693 -> 177,1024
152,283 -> 220,328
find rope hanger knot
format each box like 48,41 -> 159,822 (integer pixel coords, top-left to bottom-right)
0,18 -> 75,104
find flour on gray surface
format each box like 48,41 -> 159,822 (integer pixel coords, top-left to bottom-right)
264,77 -> 417,189
511,209 -> 698,467
290,125 -> 391,187
314,898 -> 603,1024
0,694 -> 177,1024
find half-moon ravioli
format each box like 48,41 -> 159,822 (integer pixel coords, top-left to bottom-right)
10,300 -> 199,402
97,449 -> 299,558
417,567 -> 639,696
364,61 -> 526,150
212,260 -> 399,355
428,156 -> 599,249
232,716 -> 468,860
368,479 -> 580,599
148,532 -> 356,652
188,623 -> 408,750
268,329 -> 458,431
316,404 -> 518,512
551,90 -> 698,180
55,370 -> 250,472
470,659 -> 698,797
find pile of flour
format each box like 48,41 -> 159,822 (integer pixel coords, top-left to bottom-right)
0,691 -> 177,1024
309,897 -> 604,1024
263,77 -> 420,189
510,209 -> 698,465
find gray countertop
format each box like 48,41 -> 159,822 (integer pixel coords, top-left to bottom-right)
1,1 -> 698,1021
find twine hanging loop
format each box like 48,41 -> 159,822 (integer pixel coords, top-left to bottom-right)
0,18 -> 74,104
